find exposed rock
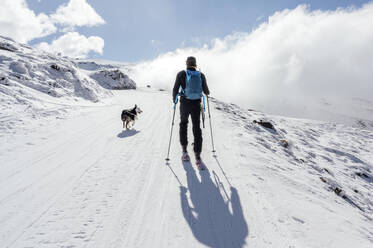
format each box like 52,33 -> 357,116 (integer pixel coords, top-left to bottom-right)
334,187 -> 343,196
279,139 -> 289,148
50,64 -> 60,71
320,177 -> 327,183
0,41 -> 18,52
0,76 -> 9,86
253,120 -> 275,130
90,69 -> 136,90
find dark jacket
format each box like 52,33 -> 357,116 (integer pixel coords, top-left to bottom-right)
172,67 -> 210,103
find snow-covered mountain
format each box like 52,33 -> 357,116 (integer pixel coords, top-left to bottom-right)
0,36 -> 135,134
0,36 -> 372,247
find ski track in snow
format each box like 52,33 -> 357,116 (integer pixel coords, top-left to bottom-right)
0,89 -> 372,248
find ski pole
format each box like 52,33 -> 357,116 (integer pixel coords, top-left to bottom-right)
166,95 -> 179,161
207,96 -> 216,153
201,95 -> 206,128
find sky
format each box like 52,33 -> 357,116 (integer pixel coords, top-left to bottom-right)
128,1 -> 373,122
0,0 -> 369,62
1,0 -> 373,122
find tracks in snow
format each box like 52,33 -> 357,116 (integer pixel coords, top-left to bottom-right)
1,89 -> 300,248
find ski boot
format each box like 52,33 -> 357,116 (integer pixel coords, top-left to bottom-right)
195,153 -> 205,170
182,152 -> 190,162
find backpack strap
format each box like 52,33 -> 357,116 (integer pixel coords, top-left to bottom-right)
178,70 -> 189,96
185,69 -> 191,83
179,85 -> 185,96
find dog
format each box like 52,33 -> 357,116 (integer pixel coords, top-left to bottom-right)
121,104 -> 142,129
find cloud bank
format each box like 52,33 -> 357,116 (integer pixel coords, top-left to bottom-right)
0,0 -> 105,58
37,32 -> 104,58
130,3 -> 373,122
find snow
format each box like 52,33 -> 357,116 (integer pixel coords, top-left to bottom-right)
0,88 -> 372,247
0,37 -> 372,247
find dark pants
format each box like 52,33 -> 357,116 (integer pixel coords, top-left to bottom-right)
179,100 -> 202,155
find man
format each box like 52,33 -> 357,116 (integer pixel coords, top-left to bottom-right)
172,56 -> 210,168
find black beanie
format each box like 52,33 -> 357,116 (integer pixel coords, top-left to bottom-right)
186,56 -> 197,67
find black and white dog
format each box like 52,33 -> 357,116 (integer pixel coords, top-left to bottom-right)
121,104 -> 143,129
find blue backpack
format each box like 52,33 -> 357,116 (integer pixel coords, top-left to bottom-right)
182,69 -> 203,100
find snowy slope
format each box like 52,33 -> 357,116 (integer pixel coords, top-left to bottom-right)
0,88 -> 372,248
0,36 -> 135,135
0,36 -> 372,248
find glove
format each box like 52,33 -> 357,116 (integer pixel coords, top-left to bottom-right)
173,95 -> 179,104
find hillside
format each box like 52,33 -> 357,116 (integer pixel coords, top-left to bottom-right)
0,36 -> 135,135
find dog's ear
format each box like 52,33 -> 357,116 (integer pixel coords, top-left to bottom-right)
135,104 -> 137,108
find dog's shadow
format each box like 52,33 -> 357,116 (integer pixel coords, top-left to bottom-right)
117,129 -> 140,138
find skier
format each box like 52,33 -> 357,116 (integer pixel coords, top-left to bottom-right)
172,56 -> 210,169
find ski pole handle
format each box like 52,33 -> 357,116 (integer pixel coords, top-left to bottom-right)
173,94 -> 179,109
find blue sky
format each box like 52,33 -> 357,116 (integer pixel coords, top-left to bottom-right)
26,0 -> 370,62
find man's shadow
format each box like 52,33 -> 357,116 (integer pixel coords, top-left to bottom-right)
180,161 -> 248,248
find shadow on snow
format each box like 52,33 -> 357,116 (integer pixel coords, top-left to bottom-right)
117,129 -> 140,138
180,161 -> 248,248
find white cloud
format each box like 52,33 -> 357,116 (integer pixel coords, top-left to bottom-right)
0,0 -> 105,58
51,0 -> 105,28
37,32 -> 104,58
129,3 -> 373,122
0,0 -> 56,43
